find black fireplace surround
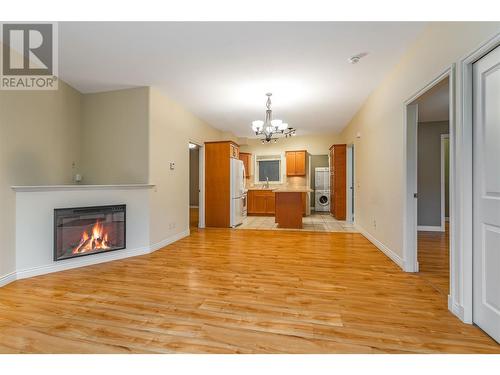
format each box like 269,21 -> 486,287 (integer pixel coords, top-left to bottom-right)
54,204 -> 126,261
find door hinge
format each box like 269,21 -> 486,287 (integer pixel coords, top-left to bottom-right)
414,193 -> 418,198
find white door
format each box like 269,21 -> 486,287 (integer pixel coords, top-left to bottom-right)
473,44 -> 500,343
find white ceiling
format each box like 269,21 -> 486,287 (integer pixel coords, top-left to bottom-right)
58,22 -> 426,137
414,76 -> 449,122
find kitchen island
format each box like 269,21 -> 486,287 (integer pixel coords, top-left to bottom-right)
274,187 -> 313,229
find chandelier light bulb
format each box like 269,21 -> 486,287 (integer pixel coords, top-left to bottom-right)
252,120 -> 264,132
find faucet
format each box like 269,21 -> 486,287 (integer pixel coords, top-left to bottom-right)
265,177 -> 270,189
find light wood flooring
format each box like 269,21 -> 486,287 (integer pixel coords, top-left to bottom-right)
0,227 -> 498,353
418,223 -> 450,297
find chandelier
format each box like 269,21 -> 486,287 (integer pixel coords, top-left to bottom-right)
251,93 -> 296,143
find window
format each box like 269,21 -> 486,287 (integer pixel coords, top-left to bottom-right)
256,155 -> 282,183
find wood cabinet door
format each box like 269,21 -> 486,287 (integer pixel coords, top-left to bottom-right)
332,144 -> 347,220
266,193 -> 275,214
286,151 -> 296,176
295,151 -> 306,176
253,192 -> 267,214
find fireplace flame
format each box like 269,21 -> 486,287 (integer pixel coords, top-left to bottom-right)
72,220 -> 111,254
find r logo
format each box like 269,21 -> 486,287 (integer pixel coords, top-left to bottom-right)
2,23 -> 53,76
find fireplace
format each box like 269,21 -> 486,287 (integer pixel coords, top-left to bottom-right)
54,204 -> 126,261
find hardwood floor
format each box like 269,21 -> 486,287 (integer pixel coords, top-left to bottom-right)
418,223 -> 449,296
0,228 -> 498,353
190,207 -> 199,228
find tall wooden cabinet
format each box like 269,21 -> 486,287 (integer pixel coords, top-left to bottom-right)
205,141 -> 239,227
330,144 -> 346,220
285,150 -> 306,176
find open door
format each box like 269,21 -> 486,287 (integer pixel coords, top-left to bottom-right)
472,45 -> 500,343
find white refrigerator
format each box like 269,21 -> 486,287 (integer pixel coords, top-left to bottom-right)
230,159 -> 246,227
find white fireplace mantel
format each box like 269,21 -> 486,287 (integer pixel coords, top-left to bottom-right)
12,184 -> 155,192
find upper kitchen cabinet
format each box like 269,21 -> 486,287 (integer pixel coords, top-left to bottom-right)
286,150 -> 306,176
239,152 -> 252,179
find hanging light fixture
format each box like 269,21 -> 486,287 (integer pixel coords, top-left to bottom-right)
251,93 -> 296,143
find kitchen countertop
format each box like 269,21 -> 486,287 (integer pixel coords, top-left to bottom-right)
274,187 -> 313,193
246,186 -> 312,193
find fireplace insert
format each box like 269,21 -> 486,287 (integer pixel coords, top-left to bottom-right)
54,204 -> 126,261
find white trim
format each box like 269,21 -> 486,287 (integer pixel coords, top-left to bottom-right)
455,33 -> 500,324
199,143 -> 206,228
0,271 -> 16,287
11,184 -> 155,192
356,224 -> 405,271
1,229 -> 190,287
449,295 -> 466,322
417,225 -> 443,232
189,139 -> 205,229
404,67 -> 453,274
254,153 -> 284,184
346,143 -> 355,223
440,134 -> 449,232
149,229 -> 190,253
16,245 -> 151,280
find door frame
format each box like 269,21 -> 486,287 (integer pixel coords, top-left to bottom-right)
455,33 -> 500,323
403,67 -> 454,274
346,143 -> 355,223
440,134 -> 450,232
188,140 -> 205,229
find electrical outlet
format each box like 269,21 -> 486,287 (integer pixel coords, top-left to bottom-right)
169,162 -> 175,170
373,219 -> 377,229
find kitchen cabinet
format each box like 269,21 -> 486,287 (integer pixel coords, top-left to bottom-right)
239,152 -> 252,179
329,144 -> 346,220
286,150 -> 306,176
205,140 -> 240,227
248,190 -> 275,215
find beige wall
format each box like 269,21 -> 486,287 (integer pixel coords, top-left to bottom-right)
340,22 -> 500,258
80,87 -> 149,184
148,87 -> 223,245
240,133 -> 339,156
417,121 -> 449,227
0,81 -> 82,277
240,133 -> 338,188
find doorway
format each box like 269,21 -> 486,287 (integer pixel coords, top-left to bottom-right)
189,142 -> 201,229
404,70 -> 453,299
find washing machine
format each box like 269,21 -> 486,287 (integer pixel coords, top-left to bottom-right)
315,190 -> 330,212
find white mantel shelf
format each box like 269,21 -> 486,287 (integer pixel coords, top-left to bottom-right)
12,184 -> 156,192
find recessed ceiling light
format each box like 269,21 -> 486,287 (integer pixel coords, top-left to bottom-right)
348,52 -> 368,64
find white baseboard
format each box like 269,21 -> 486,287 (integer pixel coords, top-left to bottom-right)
2,229 -> 191,287
356,224 -> 405,270
417,225 -> 444,232
149,229 -> 190,253
448,295 -> 467,323
0,271 -> 17,287
16,245 -> 151,280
